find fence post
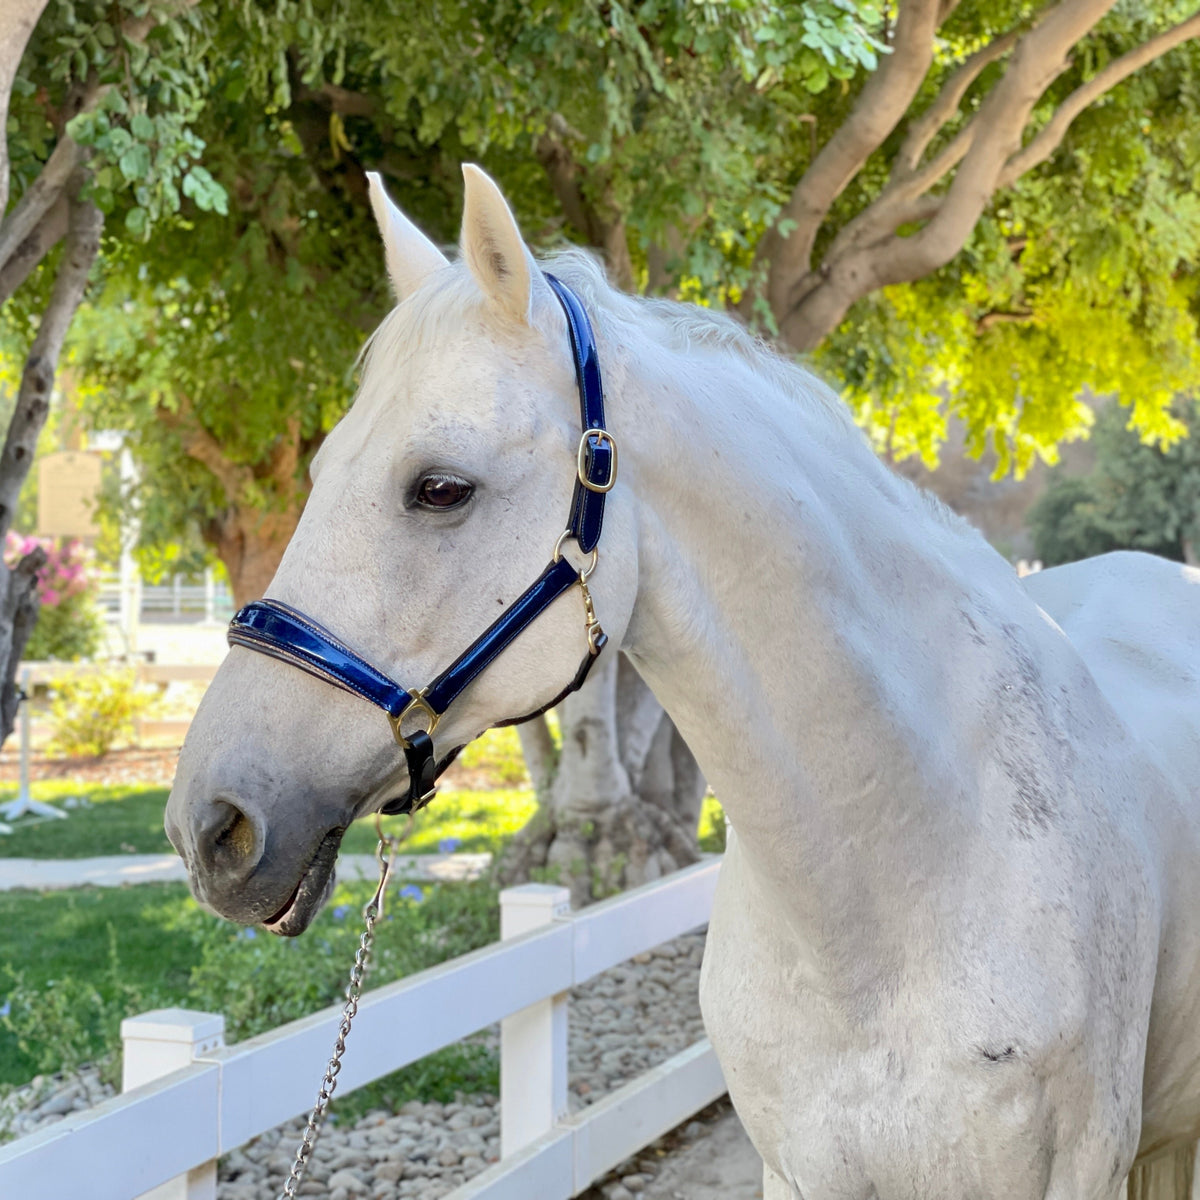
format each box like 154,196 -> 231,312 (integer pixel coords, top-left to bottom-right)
121,1009 -> 225,1200
203,568 -> 216,625
499,883 -> 571,1158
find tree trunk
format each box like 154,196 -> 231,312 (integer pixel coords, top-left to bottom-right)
0,183 -> 100,743
203,504 -> 302,608
500,651 -> 707,906
0,0 -> 51,219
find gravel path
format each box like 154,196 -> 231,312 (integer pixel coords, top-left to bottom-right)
3,930 -> 762,1199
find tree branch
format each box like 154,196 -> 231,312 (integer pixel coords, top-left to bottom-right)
0,135 -> 81,275
157,399 -> 254,501
516,715 -> 558,797
776,0 -> 1123,350
977,309 -> 1033,331
760,0 -> 943,315
821,121 -> 974,266
998,10 -> 1200,188
0,0 -> 51,218
937,0 -> 963,24
535,121 -> 635,290
262,415 -> 305,494
896,28 -> 1022,174
0,180 -> 101,542
314,82 -> 377,118
0,189 -> 67,306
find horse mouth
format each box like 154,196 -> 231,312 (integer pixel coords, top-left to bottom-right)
262,828 -> 343,937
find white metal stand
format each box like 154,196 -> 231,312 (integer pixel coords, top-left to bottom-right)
0,668 -> 67,824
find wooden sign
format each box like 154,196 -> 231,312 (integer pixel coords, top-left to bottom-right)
36,451 -> 103,539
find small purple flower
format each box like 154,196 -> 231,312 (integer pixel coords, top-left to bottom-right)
238,928 -> 257,940
438,836 -> 462,854
398,884 -> 424,903
332,904 -> 350,922
0,1000 -> 10,1018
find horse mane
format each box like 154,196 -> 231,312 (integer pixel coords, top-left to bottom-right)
539,249 -> 860,437
360,247 -> 853,432
357,246 -> 976,543
534,253 -> 977,542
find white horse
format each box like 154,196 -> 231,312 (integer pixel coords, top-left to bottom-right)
166,164 -> 1200,1200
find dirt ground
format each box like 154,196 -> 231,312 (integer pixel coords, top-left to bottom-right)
641,1105 -> 763,1199
0,744 -> 180,786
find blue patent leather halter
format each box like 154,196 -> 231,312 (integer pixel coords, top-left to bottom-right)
227,275 -> 616,816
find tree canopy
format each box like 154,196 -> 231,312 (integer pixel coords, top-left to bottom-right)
5,0 -> 1200,611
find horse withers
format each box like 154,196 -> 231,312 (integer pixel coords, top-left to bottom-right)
166,164 -> 1200,1200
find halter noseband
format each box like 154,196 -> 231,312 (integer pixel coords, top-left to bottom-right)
226,275 -> 616,816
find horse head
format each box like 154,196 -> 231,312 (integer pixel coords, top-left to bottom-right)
166,166 -> 638,933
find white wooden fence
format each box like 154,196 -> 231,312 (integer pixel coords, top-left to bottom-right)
0,858 -> 727,1200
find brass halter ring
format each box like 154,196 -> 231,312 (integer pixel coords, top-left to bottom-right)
388,687 -> 440,749
552,529 -> 598,579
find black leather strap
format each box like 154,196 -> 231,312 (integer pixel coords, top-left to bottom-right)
381,730 -> 438,815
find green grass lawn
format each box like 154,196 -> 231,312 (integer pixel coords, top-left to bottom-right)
0,781 -> 722,858
0,882 -> 203,1085
0,783 -> 539,859
0,783 -> 175,858
0,726 -> 538,859
0,875 -> 501,1104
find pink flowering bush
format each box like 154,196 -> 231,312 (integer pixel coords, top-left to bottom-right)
4,533 -> 104,661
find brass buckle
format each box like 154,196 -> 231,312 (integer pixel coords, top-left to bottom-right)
576,429 -> 618,493
389,688 -> 440,749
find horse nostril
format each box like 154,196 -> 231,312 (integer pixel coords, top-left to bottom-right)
195,795 -> 264,880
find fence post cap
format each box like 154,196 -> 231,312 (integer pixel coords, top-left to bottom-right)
499,883 -> 571,906
120,1008 -> 225,1045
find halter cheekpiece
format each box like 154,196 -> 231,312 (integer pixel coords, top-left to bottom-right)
227,275 -> 615,816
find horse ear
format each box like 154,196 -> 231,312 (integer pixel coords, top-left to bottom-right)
366,172 -> 448,301
460,164 -> 545,325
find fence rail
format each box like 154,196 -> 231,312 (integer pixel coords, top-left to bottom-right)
16,661 -> 219,746
96,572 -> 234,622
0,858 -> 726,1200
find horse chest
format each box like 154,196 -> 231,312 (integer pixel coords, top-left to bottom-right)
698,836 -> 1151,1199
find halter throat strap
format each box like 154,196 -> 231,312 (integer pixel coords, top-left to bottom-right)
227,274 -> 614,815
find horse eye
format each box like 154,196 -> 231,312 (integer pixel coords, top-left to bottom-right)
414,474 -> 474,510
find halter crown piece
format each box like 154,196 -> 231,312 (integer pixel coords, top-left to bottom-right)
227,275 -> 615,816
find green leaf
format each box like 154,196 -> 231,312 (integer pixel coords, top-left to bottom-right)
119,144 -> 152,182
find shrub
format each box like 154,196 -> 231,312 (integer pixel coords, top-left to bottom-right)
1029,399 -> 1200,567
45,668 -> 158,758
183,878 -> 500,1043
4,534 -> 105,661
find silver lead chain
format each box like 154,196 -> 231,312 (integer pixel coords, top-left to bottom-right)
279,835 -> 396,1200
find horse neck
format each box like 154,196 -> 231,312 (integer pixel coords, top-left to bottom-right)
616,336 -> 1044,990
